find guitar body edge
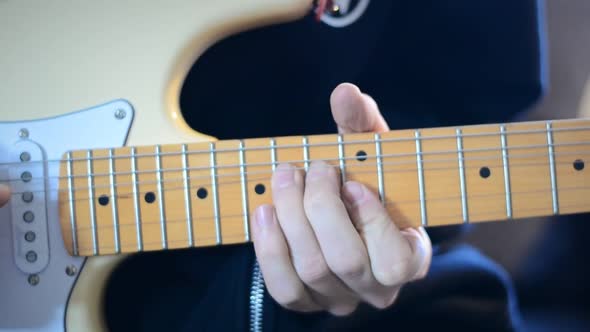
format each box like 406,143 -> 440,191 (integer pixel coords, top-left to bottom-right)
65,256 -> 126,332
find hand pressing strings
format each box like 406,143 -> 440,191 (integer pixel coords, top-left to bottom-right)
251,83 -> 432,316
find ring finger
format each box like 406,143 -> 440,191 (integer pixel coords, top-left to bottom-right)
272,163 -> 359,315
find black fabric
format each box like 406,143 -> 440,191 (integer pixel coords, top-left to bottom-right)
105,245 -> 254,332
180,0 -> 543,139
257,245 -> 522,332
105,1 -> 545,331
105,244 -> 523,332
517,213 -> 590,315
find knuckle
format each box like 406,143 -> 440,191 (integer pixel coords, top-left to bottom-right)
304,191 -> 340,217
357,211 -> 389,231
295,256 -> 331,285
269,284 -> 307,309
374,255 -> 413,287
331,254 -> 366,280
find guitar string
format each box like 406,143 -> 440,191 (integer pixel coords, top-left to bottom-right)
65,200 -> 590,254
0,124 -> 588,168
67,183 -> 590,233
4,183 -> 589,253
39,141 -> 590,182
62,146 -> 590,184
2,140 -> 589,186
5,151 -> 590,202
3,124 -> 587,254
0,194 -> 584,257
4,151 -> 589,199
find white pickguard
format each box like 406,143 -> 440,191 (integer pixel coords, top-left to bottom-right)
0,100 -> 134,331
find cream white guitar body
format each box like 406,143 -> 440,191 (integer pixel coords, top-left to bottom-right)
0,1 -> 313,331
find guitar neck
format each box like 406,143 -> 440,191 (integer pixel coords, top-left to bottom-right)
58,118 -> 590,256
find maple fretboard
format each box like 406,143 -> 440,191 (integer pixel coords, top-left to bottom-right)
58,119 -> 590,256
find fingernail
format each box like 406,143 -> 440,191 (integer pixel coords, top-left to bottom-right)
343,182 -> 365,206
402,230 -> 425,260
274,163 -> 295,188
255,205 -> 274,228
306,161 -> 331,181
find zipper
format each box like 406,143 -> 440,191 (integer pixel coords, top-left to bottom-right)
249,259 -> 265,332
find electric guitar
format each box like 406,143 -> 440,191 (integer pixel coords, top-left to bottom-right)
1,1 -> 589,331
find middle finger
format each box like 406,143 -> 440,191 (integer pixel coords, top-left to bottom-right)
303,161 -> 381,297
272,163 -> 358,315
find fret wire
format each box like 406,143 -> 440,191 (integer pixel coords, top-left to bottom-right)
456,128 -> 469,223
108,149 -> 121,254
131,147 -> 143,251
239,140 -> 250,242
500,125 -> 513,219
37,124 -> 590,166
270,138 -> 277,171
87,150 -> 98,255
66,152 -> 79,256
374,133 -> 385,205
181,144 -> 194,247
155,145 -> 168,249
546,122 -> 559,214
303,136 -> 310,172
338,134 -> 346,183
415,130 -> 427,227
210,142 -> 221,245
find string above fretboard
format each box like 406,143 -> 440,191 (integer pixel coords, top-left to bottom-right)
58,118 -> 590,257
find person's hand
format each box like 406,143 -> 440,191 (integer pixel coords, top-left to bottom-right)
251,83 -> 432,316
0,184 -> 10,208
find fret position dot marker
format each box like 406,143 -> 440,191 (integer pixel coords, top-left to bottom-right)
356,150 -> 367,162
479,166 -> 491,179
573,159 -> 585,171
98,195 -> 109,206
196,188 -> 208,199
254,184 -> 266,195
144,192 -> 156,203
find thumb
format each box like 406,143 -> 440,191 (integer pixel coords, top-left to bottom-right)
330,83 -> 389,134
0,184 -> 10,208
